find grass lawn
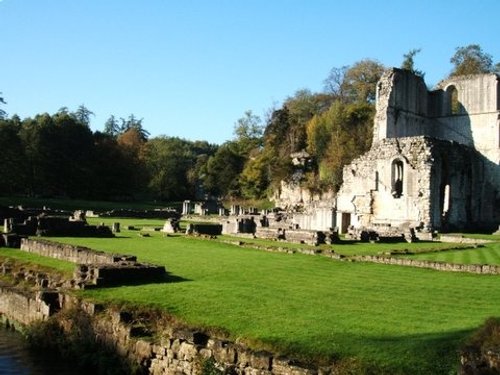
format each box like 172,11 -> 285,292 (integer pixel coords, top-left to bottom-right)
0,248 -> 75,276
400,241 -> 500,265
49,219 -> 500,374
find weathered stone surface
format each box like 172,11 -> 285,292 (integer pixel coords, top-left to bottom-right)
336,69 -> 499,235
19,238 -> 166,287
162,219 -> 181,233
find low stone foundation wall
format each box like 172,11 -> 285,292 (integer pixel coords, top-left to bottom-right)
0,258 -> 72,289
74,263 -> 167,287
439,235 -> 493,244
0,285 -> 56,324
255,227 -> 328,246
58,298 -> 323,375
19,238 -> 166,288
0,277 -> 328,375
352,255 -> 500,274
20,238 -> 136,264
191,224 -> 223,236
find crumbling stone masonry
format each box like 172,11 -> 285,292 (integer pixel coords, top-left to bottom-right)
337,69 -> 500,234
19,238 -> 166,288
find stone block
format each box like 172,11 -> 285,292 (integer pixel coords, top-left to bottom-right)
135,339 -> 153,361
249,351 -> 272,370
178,342 -> 198,361
212,340 -> 237,365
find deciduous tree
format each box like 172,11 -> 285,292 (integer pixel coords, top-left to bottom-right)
450,44 -> 496,76
342,59 -> 385,103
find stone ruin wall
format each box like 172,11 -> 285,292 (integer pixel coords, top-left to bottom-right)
19,238 -> 166,288
374,70 -> 500,199
337,136 -> 498,232
0,287 -> 54,325
337,69 -> 500,233
337,136 -> 434,231
428,144 -> 498,231
20,238 -> 135,264
374,69 -> 500,163
273,181 -> 336,231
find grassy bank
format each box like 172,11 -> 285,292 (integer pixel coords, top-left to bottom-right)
46,220 -> 500,374
0,248 -> 74,276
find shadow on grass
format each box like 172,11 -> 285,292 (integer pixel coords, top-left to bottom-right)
258,328 -> 474,375
92,271 -> 191,289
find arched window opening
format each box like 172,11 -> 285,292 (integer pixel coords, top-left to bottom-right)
391,160 -> 404,198
447,85 -> 460,115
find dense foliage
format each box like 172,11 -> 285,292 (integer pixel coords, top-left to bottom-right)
0,109 -> 217,201
1,45 -> 496,202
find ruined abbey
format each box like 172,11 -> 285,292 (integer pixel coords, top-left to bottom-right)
338,69 -> 499,234
275,69 -> 500,237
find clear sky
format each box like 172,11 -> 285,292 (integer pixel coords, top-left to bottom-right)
1,0 -> 499,144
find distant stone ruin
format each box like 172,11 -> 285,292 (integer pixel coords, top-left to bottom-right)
220,211 -> 339,246
1,207 -> 114,248
185,223 -> 223,236
182,200 -> 221,215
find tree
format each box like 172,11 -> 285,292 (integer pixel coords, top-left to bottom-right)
18,112 -> 96,197
239,152 -> 271,199
450,44 -> 496,76
120,114 -> 150,140
342,59 -> 385,103
233,110 -> 264,155
104,115 -> 120,137
323,60 -> 385,104
19,114 -> 59,196
0,119 -> 26,194
144,137 -> 198,200
72,104 -> 94,127
203,142 -> 245,198
323,66 -> 349,100
401,48 -> 424,77
495,63 -> 500,75
57,107 -> 70,115
91,132 -> 139,199
0,93 -> 6,119
305,100 -> 374,191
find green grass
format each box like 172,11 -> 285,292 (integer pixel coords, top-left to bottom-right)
91,217 -> 474,257
400,241 -> 500,265
99,217 -> 166,230
48,221 -> 500,374
0,247 -> 75,276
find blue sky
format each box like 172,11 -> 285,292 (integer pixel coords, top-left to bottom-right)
1,0 -> 499,144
